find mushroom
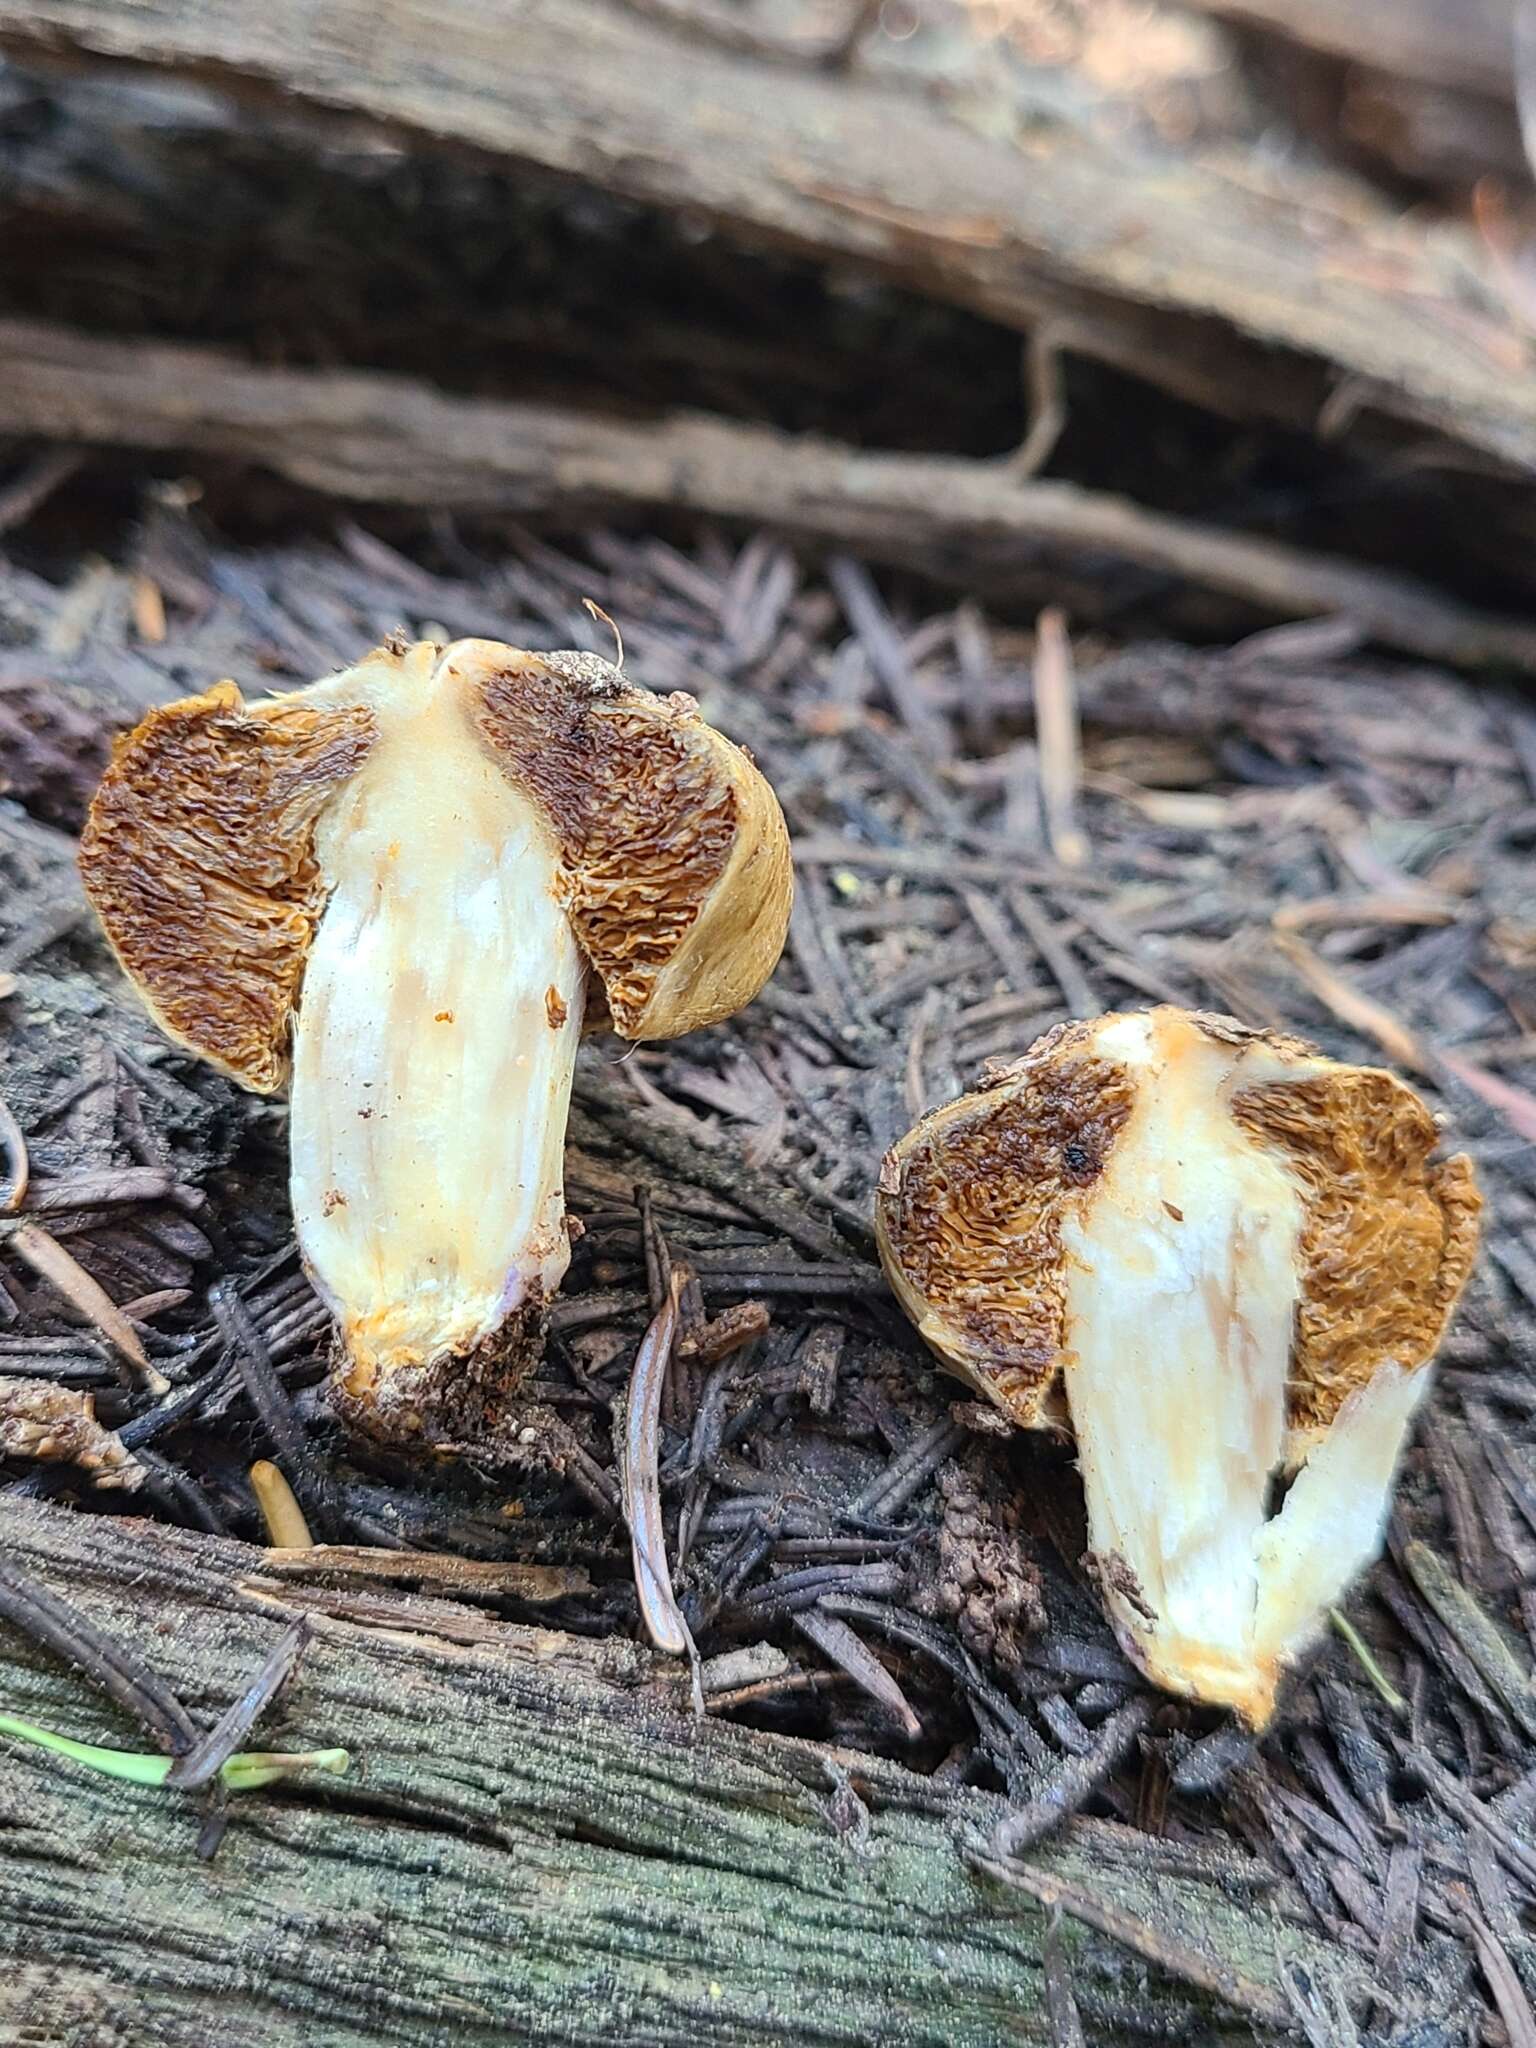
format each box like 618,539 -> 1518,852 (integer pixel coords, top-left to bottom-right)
875,1007 -> 1480,1724
80,637 -> 791,1438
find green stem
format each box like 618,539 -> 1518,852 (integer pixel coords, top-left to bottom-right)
0,1711 -> 349,1789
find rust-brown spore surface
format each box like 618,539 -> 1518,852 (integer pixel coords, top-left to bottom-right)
78,685 -> 375,1091
475,659 -> 736,1035
877,1046 -> 1134,1425
1233,1069 -> 1482,1432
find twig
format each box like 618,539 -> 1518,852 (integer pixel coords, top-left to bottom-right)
1401,1541 -> 1536,1740
3,319 -> 1536,671
1008,326 -> 1068,480
0,1555 -> 197,1754
6,1222 -> 168,1393
0,446 -> 82,536
1042,1910 -> 1088,2048
990,1696 -> 1154,1857
794,1608 -> 921,1737
1271,930 -> 1425,1071
1011,890 -> 1096,1019
828,554 -> 950,757
845,1418 -> 965,1522
1466,1911 -> 1536,2048
210,1281 -> 334,1537
165,1621 -> 310,1791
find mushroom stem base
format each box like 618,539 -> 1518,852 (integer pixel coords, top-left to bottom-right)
327,1293 -> 550,1448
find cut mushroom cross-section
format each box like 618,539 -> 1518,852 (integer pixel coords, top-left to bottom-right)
81,638 -> 792,1439
876,1007 -> 1480,1725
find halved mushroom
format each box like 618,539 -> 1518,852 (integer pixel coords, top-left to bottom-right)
876,1007 -> 1480,1724
81,637 -> 791,1439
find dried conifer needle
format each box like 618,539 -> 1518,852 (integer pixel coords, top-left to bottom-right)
622,1270 -> 688,1654
8,1222 -> 168,1393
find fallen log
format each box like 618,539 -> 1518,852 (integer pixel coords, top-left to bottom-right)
0,1496 -> 1352,2044
0,0 -> 1531,477
1182,0 -> 1524,194
2,318 -> 1533,673
1181,0 -> 1513,97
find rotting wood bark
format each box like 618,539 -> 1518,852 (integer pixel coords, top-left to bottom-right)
0,1495 -> 1355,2046
1181,0 -> 1513,98
2,318 -> 1534,674
0,0 -> 1530,477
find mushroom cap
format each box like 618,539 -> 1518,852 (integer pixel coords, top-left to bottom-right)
464,642 -> 792,1040
79,638 -> 792,1087
875,1007 -> 1481,1443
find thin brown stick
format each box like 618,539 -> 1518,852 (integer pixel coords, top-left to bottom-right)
165,1620 -> 310,1792
1271,930 -> 1426,1070
0,1555 -> 198,1753
0,319 -> 1534,671
6,1223 -> 167,1393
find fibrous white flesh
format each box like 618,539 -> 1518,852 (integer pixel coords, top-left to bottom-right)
289,648 -> 584,1390
1058,1012 -> 1423,1723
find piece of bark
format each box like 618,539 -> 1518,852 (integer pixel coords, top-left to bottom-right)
0,0 -> 1530,475
1181,0 -> 1513,99
1186,0 -> 1525,196
0,318 -> 1533,674
0,1495 -> 1355,2045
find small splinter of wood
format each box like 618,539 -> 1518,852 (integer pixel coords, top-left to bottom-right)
7,1222 -> 168,1394
0,1091 -> 29,1213
250,1459 -> 314,1550
1032,606 -> 1087,869
622,1268 -> 688,1654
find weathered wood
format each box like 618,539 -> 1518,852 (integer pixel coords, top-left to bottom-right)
1181,0 -> 1513,98
0,0 -> 1530,476
0,1497 -> 1353,2045
2,317 -> 1534,674
1184,0 -> 1524,193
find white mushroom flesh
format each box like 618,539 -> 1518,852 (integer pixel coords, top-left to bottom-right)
290,657 -> 584,1391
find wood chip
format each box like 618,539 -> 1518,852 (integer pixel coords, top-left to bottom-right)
256,1547 -> 592,1602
